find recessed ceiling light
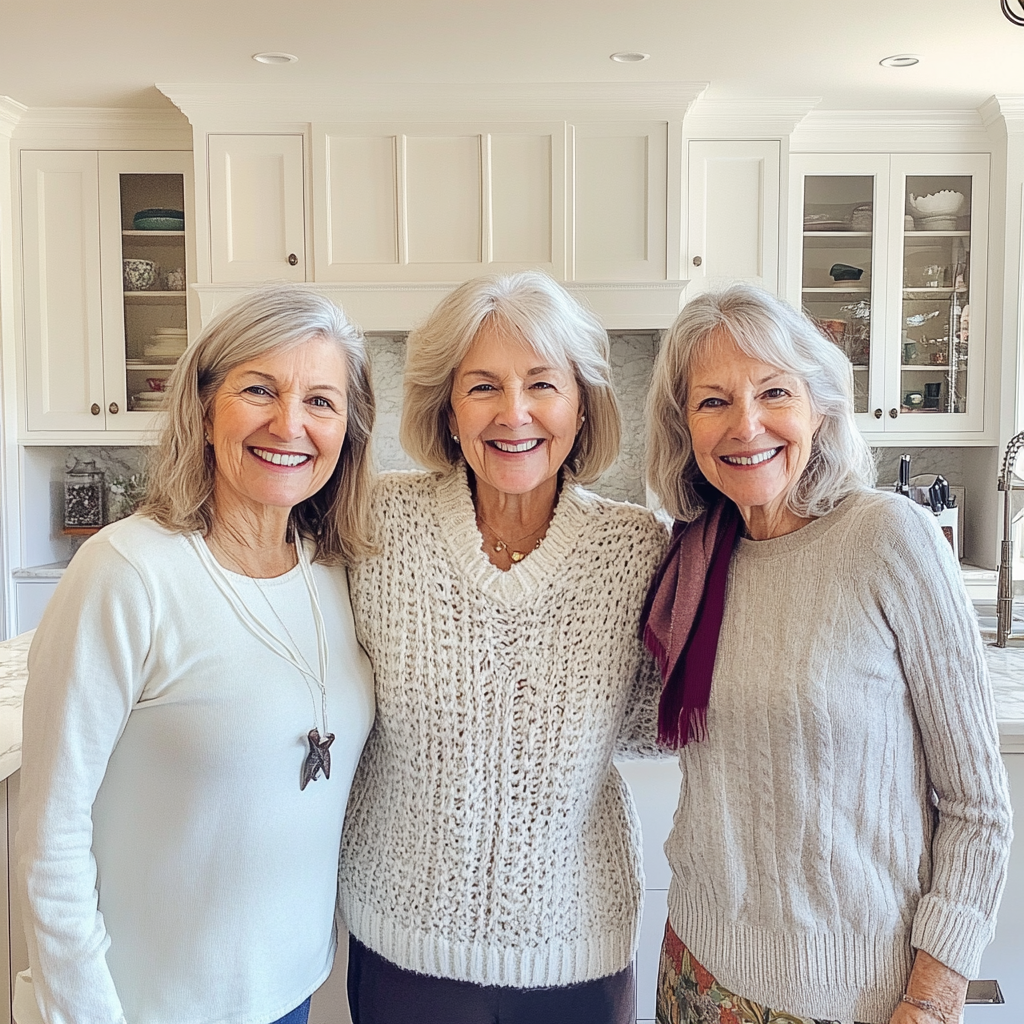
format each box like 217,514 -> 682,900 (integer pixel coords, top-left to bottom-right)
879,54 -> 920,67
610,51 -> 650,63
252,52 -> 298,65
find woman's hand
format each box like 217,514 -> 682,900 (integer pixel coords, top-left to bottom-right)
889,950 -> 967,1024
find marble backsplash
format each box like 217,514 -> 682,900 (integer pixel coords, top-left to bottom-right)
47,341 -> 986,543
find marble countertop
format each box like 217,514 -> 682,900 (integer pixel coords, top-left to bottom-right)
0,622 -> 1021,782
0,630 -> 33,780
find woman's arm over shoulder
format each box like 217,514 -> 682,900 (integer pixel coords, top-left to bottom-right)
869,494 -> 1012,980
588,499 -> 672,759
18,530 -> 155,1024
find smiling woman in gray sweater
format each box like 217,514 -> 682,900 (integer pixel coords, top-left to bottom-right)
642,284 -> 1012,1024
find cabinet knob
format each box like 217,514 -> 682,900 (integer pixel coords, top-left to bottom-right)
287,253 -> 298,267
692,255 -> 703,267
873,408 -> 883,419
91,403 -> 101,416
889,407 -> 898,419
109,402 -> 119,415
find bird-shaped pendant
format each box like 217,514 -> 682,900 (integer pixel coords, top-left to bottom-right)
300,728 -> 335,790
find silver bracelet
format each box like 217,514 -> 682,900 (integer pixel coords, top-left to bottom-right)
901,994 -> 950,1024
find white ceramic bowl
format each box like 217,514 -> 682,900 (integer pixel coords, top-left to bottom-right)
908,191 -> 965,218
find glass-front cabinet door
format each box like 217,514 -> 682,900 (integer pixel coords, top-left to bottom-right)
788,153 -> 988,437
98,151 -> 195,433
790,155 -> 887,427
887,155 -> 987,433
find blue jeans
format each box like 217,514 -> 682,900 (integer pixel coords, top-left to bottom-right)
270,998 -> 311,1024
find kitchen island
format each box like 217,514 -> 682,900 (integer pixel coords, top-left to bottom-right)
0,629 -> 1021,1023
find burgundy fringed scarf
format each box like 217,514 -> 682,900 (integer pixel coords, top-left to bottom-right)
640,495 -> 741,748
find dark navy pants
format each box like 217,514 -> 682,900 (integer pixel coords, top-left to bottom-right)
347,935 -> 635,1024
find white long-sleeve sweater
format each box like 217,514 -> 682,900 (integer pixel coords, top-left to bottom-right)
338,468 -> 669,988
17,516 -> 375,1024
665,490 -> 1012,1024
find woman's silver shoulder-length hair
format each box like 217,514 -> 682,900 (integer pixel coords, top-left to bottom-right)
646,283 -> 876,522
140,285 -> 376,564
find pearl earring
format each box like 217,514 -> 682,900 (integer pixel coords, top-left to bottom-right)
452,434 -> 460,444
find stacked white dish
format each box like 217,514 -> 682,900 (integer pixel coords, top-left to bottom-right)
131,391 -> 166,411
144,327 -> 188,361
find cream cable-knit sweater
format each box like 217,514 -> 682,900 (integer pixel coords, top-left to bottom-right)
665,490 -> 1012,1024
339,469 -> 669,988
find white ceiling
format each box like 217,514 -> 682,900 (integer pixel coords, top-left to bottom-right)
2,0 -> 1023,113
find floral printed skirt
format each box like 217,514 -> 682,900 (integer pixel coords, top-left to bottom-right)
655,920 -> 873,1024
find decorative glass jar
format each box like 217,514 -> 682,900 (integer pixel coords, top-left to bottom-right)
64,459 -> 105,529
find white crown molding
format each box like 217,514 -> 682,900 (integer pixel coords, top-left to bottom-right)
791,108 -> 992,152
0,97 -> 28,138
683,97 -> 820,138
10,106 -> 191,147
797,108 -> 988,133
158,81 -> 709,126
981,95 -> 1024,134
193,280 -> 685,331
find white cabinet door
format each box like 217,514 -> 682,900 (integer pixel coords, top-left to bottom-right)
21,151 -> 106,431
98,150 -> 195,433
686,140 -> 781,295
882,153 -> 988,435
14,581 -> 57,633
963,752 -> 1023,1023
208,135 -> 306,283
572,122 -> 668,282
313,124 -> 563,282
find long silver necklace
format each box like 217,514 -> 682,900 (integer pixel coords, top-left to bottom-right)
189,533 -> 334,790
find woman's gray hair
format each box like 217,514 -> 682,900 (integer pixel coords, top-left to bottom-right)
646,283 -> 875,522
401,271 -> 620,484
140,285 -> 376,564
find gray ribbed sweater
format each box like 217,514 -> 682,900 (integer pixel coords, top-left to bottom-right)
339,469 -> 669,988
665,489 -> 1012,1024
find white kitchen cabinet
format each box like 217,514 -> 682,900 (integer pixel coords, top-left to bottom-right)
13,582 -> 56,634
963,752 -> 1023,1023
20,150 -> 194,435
313,124 -> 564,282
788,153 -> 989,438
20,152 -> 105,432
571,122 -> 668,282
208,134 -> 306,283
686,140 -> 781,295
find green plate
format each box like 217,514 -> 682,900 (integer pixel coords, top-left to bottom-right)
133,216 -> 185,231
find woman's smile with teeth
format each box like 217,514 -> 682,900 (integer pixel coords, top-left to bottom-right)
720,447 -> 782,467
250,447 -> 311,467
489,439 -> 543,453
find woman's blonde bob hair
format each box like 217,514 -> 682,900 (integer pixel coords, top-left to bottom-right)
400,271 -> 620,484
646,283 -> 875,522
139,286 -> 376,564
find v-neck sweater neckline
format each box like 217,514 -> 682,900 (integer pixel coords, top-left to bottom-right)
432,466 -> 588,604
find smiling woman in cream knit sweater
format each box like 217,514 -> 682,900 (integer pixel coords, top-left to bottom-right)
337,272 -> 668,1024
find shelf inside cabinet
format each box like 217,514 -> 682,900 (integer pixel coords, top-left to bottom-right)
803,231 -> 872,240
123,291 -> 187,302
902,287 -> 967,295
125,360 -> 179,370
122,230 -> 185,239
901,364 -> 953,371
802,286 -> 871,294
904,230 -> 970,239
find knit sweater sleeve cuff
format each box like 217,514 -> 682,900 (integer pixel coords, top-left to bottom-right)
910,892 -> 996,980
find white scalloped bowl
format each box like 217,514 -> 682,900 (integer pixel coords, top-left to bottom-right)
908,191 -> 965,218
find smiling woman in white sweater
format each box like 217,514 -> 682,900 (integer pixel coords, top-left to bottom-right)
337,272 -> 668,1024
17,288 -> 376,1024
